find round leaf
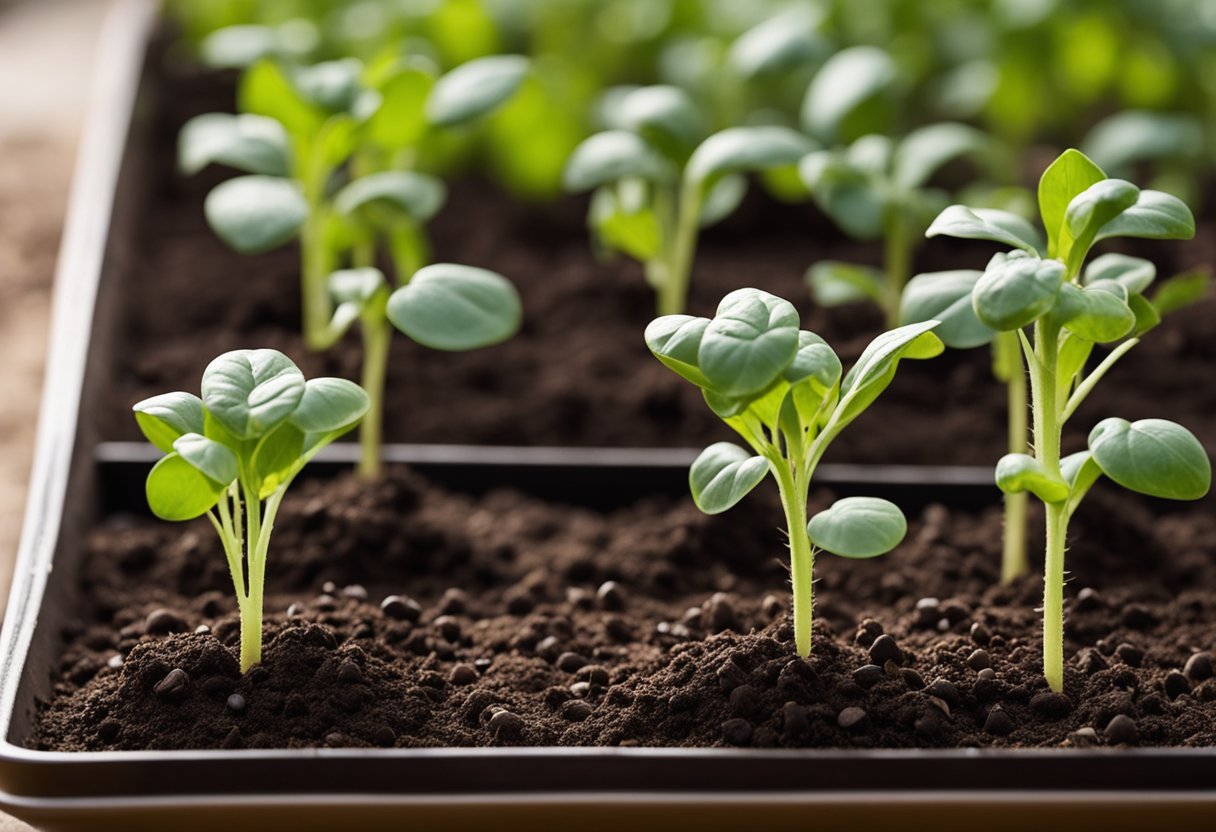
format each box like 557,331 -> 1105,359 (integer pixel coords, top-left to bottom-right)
334,171 -> 447,223
204,175 -> 307,254
1054,283 -> 1136,343
1089,417 -> 1211,500
426,54 -> 528,126
387,264 -> 521,351
290,377 -> 370,433
900,270 -> 994,349
1082,111 -> 1204,175
133,392 -> 205,454
1064,179 -> 1140,244
1094,189 -> 1195,242
202,349 -> 306,439
199,25 -> 279,69
689,442 -> 770,515
995,453 -> 1069,503
178,113 -> 290,177
172,433 -> 239,486
686,126 -> 813,185
1037,149 -> 1106,258
697,289 -> 800,398
563,131 -> 669,192
808,496 -> 906,558
783,331 -> 842,389
801,46 -> 895,141
972,251 -> 1065,331
617,85 -> 705,157
645,314 -> 710,387
294,59 -> 364,113
1083,253 -> 1155,295
145,453 -> 226,522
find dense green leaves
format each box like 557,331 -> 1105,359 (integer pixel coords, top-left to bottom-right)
892,123 -> 988,190
1052,283 -> 1135,343
728,9 -> 825,78
1083,253 -> 1155,295
834,321 -> 943,428
615,85 -> 705,158
387,264 -> 521,351
426,55 -> 529,126
173,433 -> 240,486
698,289 -> 800,398
689,442 -> 769,514
900,270 -> 993,349
808,497 -> 906,558
203,175 -> 308,254
201,349 -> 307,440
1093,189 -> 1195,242
1089,418 -> 1211,500
972,252 -> 1065,331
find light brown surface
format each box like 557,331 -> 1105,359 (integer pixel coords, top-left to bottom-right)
1,1 -> 116,828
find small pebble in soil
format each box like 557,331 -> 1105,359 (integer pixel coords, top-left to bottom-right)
1075,587 -> 1102,612
721,718 -> 753,746
1068,727 -> 1100,747
577,665 -> 611,687
1164,671 -> 1191,700
570,681 -> 591,698
153,668 -> 190,702
925,679 -> 961,708
536,635 -> 560,660
438,588 -> 468,615
967,649 -> 991,671
1115,643 -> 1144,667
868,634 -> 902,666
705,593 -> 739,633
854,619 -> 883,647
729,684 -> 760,717
970,621 -> 991,646
380,595 -> 422,622
556,652 -> 589,673
901,669 -> 926,690
286,603 -> 303,618
1076,647 -> 1108,675
336,660 -> 363,684
449,664 -> 478,686
98,719 -> 121,742
983,706 -> 1013,736
432,615 -> 461,641
341,584 -> 368,601
853,664 -> 884,687
226,693 -> 246,714
145,608 -> 187,635
1030,691 -> 1071,718
782,702 -> 809,740
914,597 -> 940,627
1104,714 -> 1139,745
372,726 -> 396,747
837,707 -> 867,729
761,594 -> 783,619
106,654 -> 123,670
596,581 -> 625,611
193,625 -> 210,635
562,700 -> 593,722
1184,652 -> 1213,681
473,658 -> 492,674
487,709 -> 524,740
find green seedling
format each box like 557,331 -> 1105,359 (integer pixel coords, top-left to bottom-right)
925,149 -> 1211,692
564,85 -> 813,316
179,52 -> 527,350
800,123 -> 994,327
647,288 -> 943,656
134,349 -> 369,671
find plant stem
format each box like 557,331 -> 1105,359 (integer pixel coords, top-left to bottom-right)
998,331 -> 1029,582
882,216 -> 912,329
1042,500 -> 1068,692
358,308 -> 390,479
656,179 -> 701,317
300,204 -> 333,351
773,462 -> 814,657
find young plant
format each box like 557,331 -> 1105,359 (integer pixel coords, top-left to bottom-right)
564,85 -> 813,316
799,123 -> 993,327
133,349 -> 370,671
926,149 -> 1212,692
179,53 -> 527,350
646,288 -> 943,656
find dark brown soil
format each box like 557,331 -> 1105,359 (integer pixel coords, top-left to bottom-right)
32,468 -> 1216,751
97,56 -> 1216,465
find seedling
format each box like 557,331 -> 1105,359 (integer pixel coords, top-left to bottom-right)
925,149 -> 1211,692
799,123 -> 994,326
564,85 -> 813,316
647,288 -> 943,656
179,53 -> 527,349
134,350 -> 370,671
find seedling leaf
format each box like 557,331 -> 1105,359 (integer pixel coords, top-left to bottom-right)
203,175 -> 308,254
133,392 -> 205,454
698,288 -> 800,398
387,264 -> 521,351
689,442 -> 769,514
900,270 -> 994,349
995,453 -> 1069,503
1088,417 -> 1211,500
201,349 -> 307,440
426,54 -> 528,126
808,496 -> 906,558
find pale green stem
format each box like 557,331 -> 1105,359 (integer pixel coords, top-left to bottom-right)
882,216 -> 912,329
1061,338 -> 1139,423
239,479 -> 263,672
300,205 -> 334,351
998,331 -> 1029,583
773,460 -> 814,658
656,179 -> 701,317
358,308 -> 391,479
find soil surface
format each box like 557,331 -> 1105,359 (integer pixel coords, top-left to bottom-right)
33,468 -> 1216,750
96,56 -> 1216,465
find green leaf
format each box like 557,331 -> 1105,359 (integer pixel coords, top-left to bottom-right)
728,8 -> 825,79
364,65 -> 434,151
145,453 -> 226,522
698,289 -> 800,398
1089,417 -> 1211,500
387,263 -> 521,350
645,315 -> 710,387
289,377 -> 370,433
688,442 -> 769,514
133,392 -> 205,454
1094,189 -> 1195,242
699,174 -> 748,228
1056,332 -> 1094,402
334,171 -> 447,223
808,496 -> 905,558
179,113 -> 290,177
203,175 -> 307,254
616,85 -> 706,159
892,123 -> 989,191
783,330 -> 842,390
1151,268 -> 1210,316
1053,282 -> 1136,343
1063,179 -> 1140,255
1083,253 -> 1156,295
801,46 -> 895,141
199,25 -> 278,69
202,349 -> 306,440
834,321 -> 943,428
806,261 -> 885,306
563,131 -> 669,192
972,251 -> 1066,331
995,453 -> 1069,503
251,421 -> 305,496
799,152 -> 884,240
589,187 -> 661,261
427,54 -> 528,126
239,59 -> 323,140
1038,149 -> 1106,259
685,126 -> 814,186
1129,293 -> 1161,336
172,433 -> 239,486
329,267 -> 387,306
900,270 -> 994,349
925,205 -> 1041,253
293,59 -> 364,114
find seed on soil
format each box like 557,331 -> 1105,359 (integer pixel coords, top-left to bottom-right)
314,595 -> 337,612
976,668 -> 996,681
193,625 -> 210,634
721,718 -> 753,746
854,619 -> 883,647
914,597 -> 940,627
286,603 -> 303,618
569,681 -> 591,698
761,594 -> 783,619
705,592 -> 738,633
868,634 -> 902,665
983,706 -> 1013,736
449,664 -> 478,686
1164,670 -> 1191,700
595,581 -> 625,611
562,700 -> 593,722
901,668 -> 926,690
967,649 -> 991,671
106,654 -> 123,670
153,668 -> 190,702
1075,587 -> 1102,612
853,664 -> 884,687
969,621 -> 991,645
145,608 -> 187,635
336,660 -> 363,684
1115,643 -> 1144,667
1030,691 -> 1071,718
1184,652 -> 1213,681
341,584 -> 368,600
433,615 -> 461,641
1067,727 -> 1100,747
380,595 -> 422,622
535,635 -> 561,660
226,693 -> 246,713
577,665 -> 610,687
1104,714 -> 1139,745
473,658 -> 492,674
556,652 -> 589,673
837,707 -> 867,729
487,708 -> 525,740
